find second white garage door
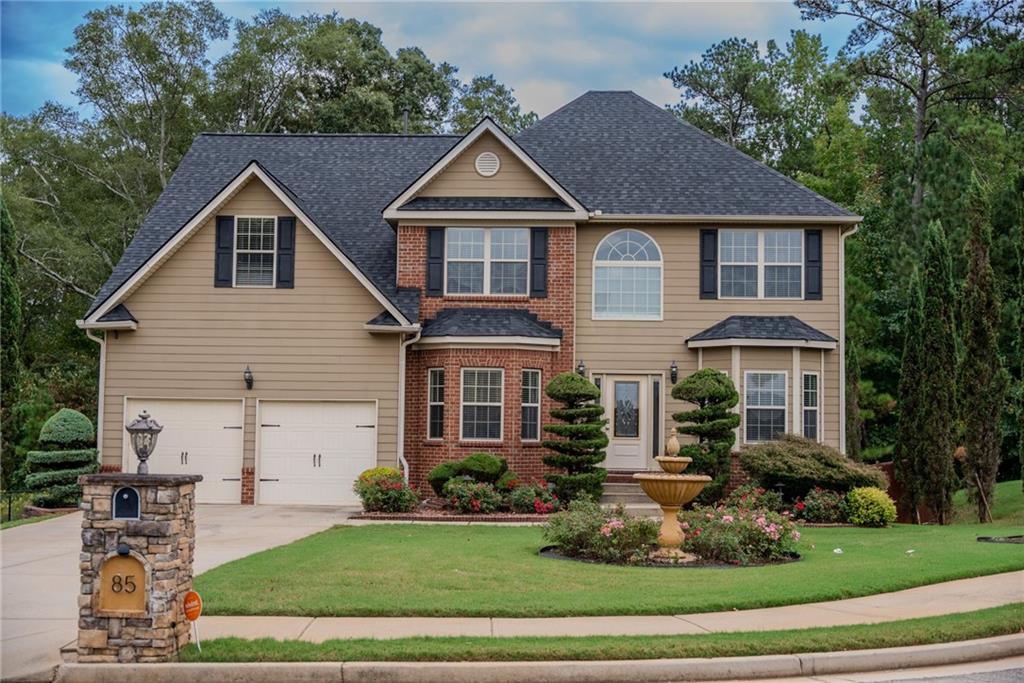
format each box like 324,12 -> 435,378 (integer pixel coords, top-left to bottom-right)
257,401 -> 377,506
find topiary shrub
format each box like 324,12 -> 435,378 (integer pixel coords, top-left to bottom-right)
846,487 -> 897,527
740,434 -> 887,500
671,369 -> 740,502
352,467 -> 418,513
427,461 -> 459,496
542,372 -> 608,502
25,408 -> 99,508
456,452 -> 508,483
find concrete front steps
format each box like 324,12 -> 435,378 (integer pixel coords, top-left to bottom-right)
601,475 -> 660,514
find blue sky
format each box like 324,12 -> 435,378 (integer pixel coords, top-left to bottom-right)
1,1 -> 857,119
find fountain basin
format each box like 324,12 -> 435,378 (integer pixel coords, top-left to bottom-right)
654,456 -> 691,474
633,473 -> 711,507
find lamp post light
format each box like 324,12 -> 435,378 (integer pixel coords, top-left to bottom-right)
125,411 -> 163,475
576,359 -> 586,377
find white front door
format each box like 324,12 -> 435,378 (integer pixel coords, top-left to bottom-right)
601,376 -> 649,470
124,398 -> 244,504
257,401 -> 377,506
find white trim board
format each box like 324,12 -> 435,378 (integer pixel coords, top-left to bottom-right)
687,338 -> 837,350
383,118 -> 588,222
413,335 -> 560,350
84,162 -> 413,327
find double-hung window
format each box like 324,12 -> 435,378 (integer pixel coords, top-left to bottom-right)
445,228 -> 528,295
521,369 -> 541,441
745,371 -> 787,443
234,217 -> 277,287
427,368 -> 445,440
719,229 -> 802,299
461,368 -> 503,440
802,372 -> 820,441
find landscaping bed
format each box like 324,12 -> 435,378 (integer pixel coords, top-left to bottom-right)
352,510 -> 550,523
538,544 -> 802,568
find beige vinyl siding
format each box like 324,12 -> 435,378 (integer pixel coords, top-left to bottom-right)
576,224 -> 843,450
100,178 -> 400,471
419,132 -> 555,198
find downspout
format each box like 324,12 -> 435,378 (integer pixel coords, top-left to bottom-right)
85,330 -> 106,463
397,328 -> 422,484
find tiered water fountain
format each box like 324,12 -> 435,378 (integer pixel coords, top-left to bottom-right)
633,428 -> 711,562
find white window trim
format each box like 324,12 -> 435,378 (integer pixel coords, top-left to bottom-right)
427,368 -> 445,441
743,370 -> 788,444
521,369 -> 542,442
591,228 -> 664,321
460,367 -> 504,442
443,227 -> 530,296
802,371 -> 821,442
232,216 -> 277,288
719,229 -> 803,300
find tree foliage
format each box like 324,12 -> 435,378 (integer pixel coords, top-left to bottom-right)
670,369 -> 740,501
541,372 -> 609,502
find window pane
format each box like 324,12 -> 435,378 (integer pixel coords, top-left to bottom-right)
521,405 -> 539,440
595,230 -> 660,261
746,408 -> 786,442
614,381 -> 640,437
446,262 -> 484,293
490,262 -> 527,295
521,370 -> 540,404
463,405 -> 501,440
429,369 -> 445,403
802,410 -> 818,440
720,265 -> 757,297
463,370 -> 502,403
802,374 -> 818,408
490,229 -> 529,260
429,405 -> 444,439
746,373 -> 786,407
720,230 -> 757,263
765,230 -> 802,263
764,265 -> 801,298
235,253 -> 274,286
594,265 -> 661,317
446,228 -> 484,259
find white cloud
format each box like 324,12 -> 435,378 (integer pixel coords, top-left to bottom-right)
514,78 -> 579,117
633,75 -> 680,110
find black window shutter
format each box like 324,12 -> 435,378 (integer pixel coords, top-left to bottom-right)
276,217 -> 295,288
805,229 -> 822,300
214,216 -> 234,288
530,227 -> 548,298
699,229 -> 718,299
426,228 -> 444,297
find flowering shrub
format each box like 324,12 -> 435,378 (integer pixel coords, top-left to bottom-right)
723,484 -> 785,512
353,467 -> 419,512
794,487 -> 849,523
442,478 -> 503,514
846,487 -> 897,527
496,470 -> 522,493
543,498 -> 657,564
508,484 -> 559,514
678,505 -> 800,565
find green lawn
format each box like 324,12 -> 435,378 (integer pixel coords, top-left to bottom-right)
953,480 -> 1024,526
181,603 -> 1023,662
196,492 -> 1024,617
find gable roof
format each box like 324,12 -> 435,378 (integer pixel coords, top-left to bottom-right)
687,315 -> 837,349
516,91 -> 857,219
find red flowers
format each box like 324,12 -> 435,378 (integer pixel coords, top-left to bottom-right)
795,501 -> 806,511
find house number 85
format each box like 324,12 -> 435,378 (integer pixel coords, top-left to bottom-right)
111,574 -> 137,593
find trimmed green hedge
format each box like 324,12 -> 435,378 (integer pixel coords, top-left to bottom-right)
426,453 -> 509,496
740,435 -> 887,500
26,408 -> 98,507
39,408 -> 94,446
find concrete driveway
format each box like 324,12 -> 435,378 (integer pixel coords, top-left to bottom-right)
1,504 -> 352,682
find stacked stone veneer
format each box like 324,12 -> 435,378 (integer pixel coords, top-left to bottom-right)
77,473 -> 201,663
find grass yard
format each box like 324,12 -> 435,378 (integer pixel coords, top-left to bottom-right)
953,480 -> 1024,526
196,489 -> 1024,617
180,603 -> 1024,662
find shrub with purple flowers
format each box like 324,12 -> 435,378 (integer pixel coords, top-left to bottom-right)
678,504 -> 800,565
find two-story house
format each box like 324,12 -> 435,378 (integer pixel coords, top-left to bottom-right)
78,91 -> 860,505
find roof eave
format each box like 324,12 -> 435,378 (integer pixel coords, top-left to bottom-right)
687,337 -> 837,350
76,319 -> 138,331
587,213 -> 863,225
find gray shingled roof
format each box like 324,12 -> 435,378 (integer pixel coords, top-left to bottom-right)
97,304 -> 137,323
516,91 -> 856,217
398,196 -> 572,211
687,316 -> 837,344
86,91 -> 856,321
421,308 -> 562,339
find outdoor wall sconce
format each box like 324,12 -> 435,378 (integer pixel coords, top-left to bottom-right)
125,411 -> 162,475
670,360 -> 678,384
243,366 -> 254,390
576,359 -> 586,376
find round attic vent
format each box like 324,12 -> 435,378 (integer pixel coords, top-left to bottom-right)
474,151 -> 501,177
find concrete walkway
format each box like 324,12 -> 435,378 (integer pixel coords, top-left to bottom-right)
0,504 -> 353,682
199,570 -> 1024,642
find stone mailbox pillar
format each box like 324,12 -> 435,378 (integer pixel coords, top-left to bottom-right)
76,473 -> 202,663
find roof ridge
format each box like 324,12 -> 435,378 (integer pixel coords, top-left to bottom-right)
198,132 -> 462,138
625,91 -> 855,217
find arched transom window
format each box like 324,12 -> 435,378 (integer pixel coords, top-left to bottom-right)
593,230 -> 663,320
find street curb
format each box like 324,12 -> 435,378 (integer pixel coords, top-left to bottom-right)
51,633 -> 1024,683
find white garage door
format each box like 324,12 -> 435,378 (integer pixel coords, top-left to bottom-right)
124,398 -> 244,504
258,401 -> 377,506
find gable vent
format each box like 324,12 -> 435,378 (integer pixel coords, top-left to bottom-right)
474,152 -> 501,177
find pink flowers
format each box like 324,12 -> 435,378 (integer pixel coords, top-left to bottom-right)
721,515 -> 734,523
680,521 -> 690,530
600,518 -> 625,537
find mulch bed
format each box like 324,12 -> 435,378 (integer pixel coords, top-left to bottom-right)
538,545 -> 802,569
351,510 -> 551,522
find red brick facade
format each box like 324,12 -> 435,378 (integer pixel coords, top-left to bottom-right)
399,225 -> 576,492
241,467 -> 255,505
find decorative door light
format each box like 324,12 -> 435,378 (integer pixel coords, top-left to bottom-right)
125,411 -> 163,475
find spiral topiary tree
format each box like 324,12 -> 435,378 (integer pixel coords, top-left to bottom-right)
542,372 -> 609,502
25,408 -> 99,508
671,368 -> 740,502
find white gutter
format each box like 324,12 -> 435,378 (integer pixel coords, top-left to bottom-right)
397,327 -> 422,483
84,330 -> 106,462
586,214 -> 864,225
76,319 -> 137,331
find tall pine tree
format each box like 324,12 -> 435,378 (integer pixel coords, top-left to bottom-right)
1,198 -> 24,489
959,182 -> 1008,522
845,341 -> 863,460
897,221 -> 959,524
